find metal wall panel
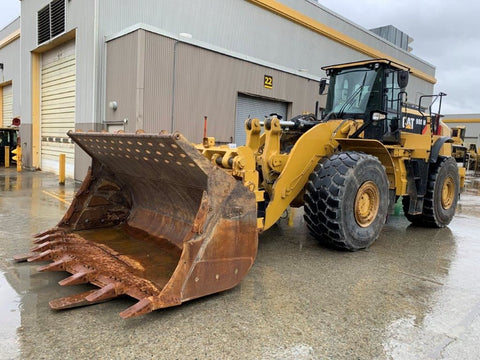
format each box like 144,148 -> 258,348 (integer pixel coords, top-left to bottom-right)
173,42 -> 321,143
64,0 -> 96,126
41,40 -> 76,177
173,43 -> 238,142
106,29 -> 320,143
0,17 -> 20,39
143,32 -> 176,133
96,0 -> 435,90
2,85 -> 13,127
73,121 -> 104,178
96,0 -> 359,81
105,31 -> 138,133
106,30 -> 176,133
0,19 -> 20,118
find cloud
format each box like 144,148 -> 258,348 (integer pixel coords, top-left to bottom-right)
318,0 -> 480,114
0,0 -> 20,30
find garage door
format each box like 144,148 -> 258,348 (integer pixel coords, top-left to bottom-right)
41,41 -> 76,177
235,94 -> 288,146
2,84 -> 13,127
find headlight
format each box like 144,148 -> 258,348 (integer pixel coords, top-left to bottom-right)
371,112 -> 387,121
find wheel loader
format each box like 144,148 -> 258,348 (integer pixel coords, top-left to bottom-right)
16,59 -> 462,318
451,126 -> 468,164
451,125 -> 479,171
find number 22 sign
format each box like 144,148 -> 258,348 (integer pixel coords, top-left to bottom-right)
264,75 -> 273,89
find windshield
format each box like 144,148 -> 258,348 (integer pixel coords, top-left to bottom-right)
325,67 -> 380,118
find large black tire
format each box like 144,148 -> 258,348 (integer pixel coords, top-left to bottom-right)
304,151 -> 389,251
403,157 -> 459,227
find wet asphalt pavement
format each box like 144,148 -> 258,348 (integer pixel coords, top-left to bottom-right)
1,167 -> 480,360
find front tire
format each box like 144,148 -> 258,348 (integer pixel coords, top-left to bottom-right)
304,151 -> 389,251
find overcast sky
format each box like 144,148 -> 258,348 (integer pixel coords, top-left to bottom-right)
1,0 -> 478,114
0,0 -> 19,30
319,0 -> 480,115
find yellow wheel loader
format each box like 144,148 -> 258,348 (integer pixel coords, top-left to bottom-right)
16,59 -> 462,318
451,125 -> 479,171
451,126 -> 468,164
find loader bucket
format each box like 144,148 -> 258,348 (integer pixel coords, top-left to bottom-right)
25,131 -> 258,318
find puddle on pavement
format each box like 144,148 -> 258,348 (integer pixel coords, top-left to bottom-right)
0,168 -> 78,194
382,217 -> 480,358
0,271 -> 21,359
2,168 -> 480,359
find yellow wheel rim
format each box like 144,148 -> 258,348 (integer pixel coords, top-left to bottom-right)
354,181 -> 380,228
441,176 -> 455,209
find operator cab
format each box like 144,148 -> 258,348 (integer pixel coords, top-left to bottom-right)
321,59 -> 412,143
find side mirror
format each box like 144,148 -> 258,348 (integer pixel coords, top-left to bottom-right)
397,70 -> 409,89
319,78 -> 327,95
319,107 -> 325,120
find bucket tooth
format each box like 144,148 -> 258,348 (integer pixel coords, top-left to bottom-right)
12,253 -> 36,263
31,243 -> 50,252
37,258 -> 70,272
33,228 -> 60,238
85,283 -> 122,302
59,271 -> 96,286
27,249 -> 57,263
119,298 -> 154,319
50,290 -> 98,310
33,232 -> 63,244
31,240 -> 61,253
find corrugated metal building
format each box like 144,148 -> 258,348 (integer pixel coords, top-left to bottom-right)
443,114 -> 480,147
2,0 -> 437,180
0,17 -> 21,128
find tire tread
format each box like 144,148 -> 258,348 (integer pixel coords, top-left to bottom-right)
304,151 -> 387,250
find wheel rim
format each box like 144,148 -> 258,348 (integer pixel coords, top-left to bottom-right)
441,176 -> 455,209
354,181 -> 380,228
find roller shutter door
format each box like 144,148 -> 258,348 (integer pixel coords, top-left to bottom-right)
2,84 -> 13,127
41,42 -> 76,177
235,94 -> 288,146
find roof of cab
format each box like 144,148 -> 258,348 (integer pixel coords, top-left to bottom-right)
322,58 -> 410,72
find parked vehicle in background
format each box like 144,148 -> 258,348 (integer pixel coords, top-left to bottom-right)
0,127 -> 19,165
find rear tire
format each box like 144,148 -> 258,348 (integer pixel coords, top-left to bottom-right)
304,151 -> 389,251
403,157 -> 459,227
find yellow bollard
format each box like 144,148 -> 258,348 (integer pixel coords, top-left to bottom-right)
59,153 -> 66,185
5,146 -> 10,168
288,207 -> 295,227
11,145 -> 22,172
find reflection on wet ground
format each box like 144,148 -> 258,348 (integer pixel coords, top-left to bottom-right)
1,167 -> 480,359
0,271 -> 21,359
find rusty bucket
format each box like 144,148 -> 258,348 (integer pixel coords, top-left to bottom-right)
22,131 -> 258,318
